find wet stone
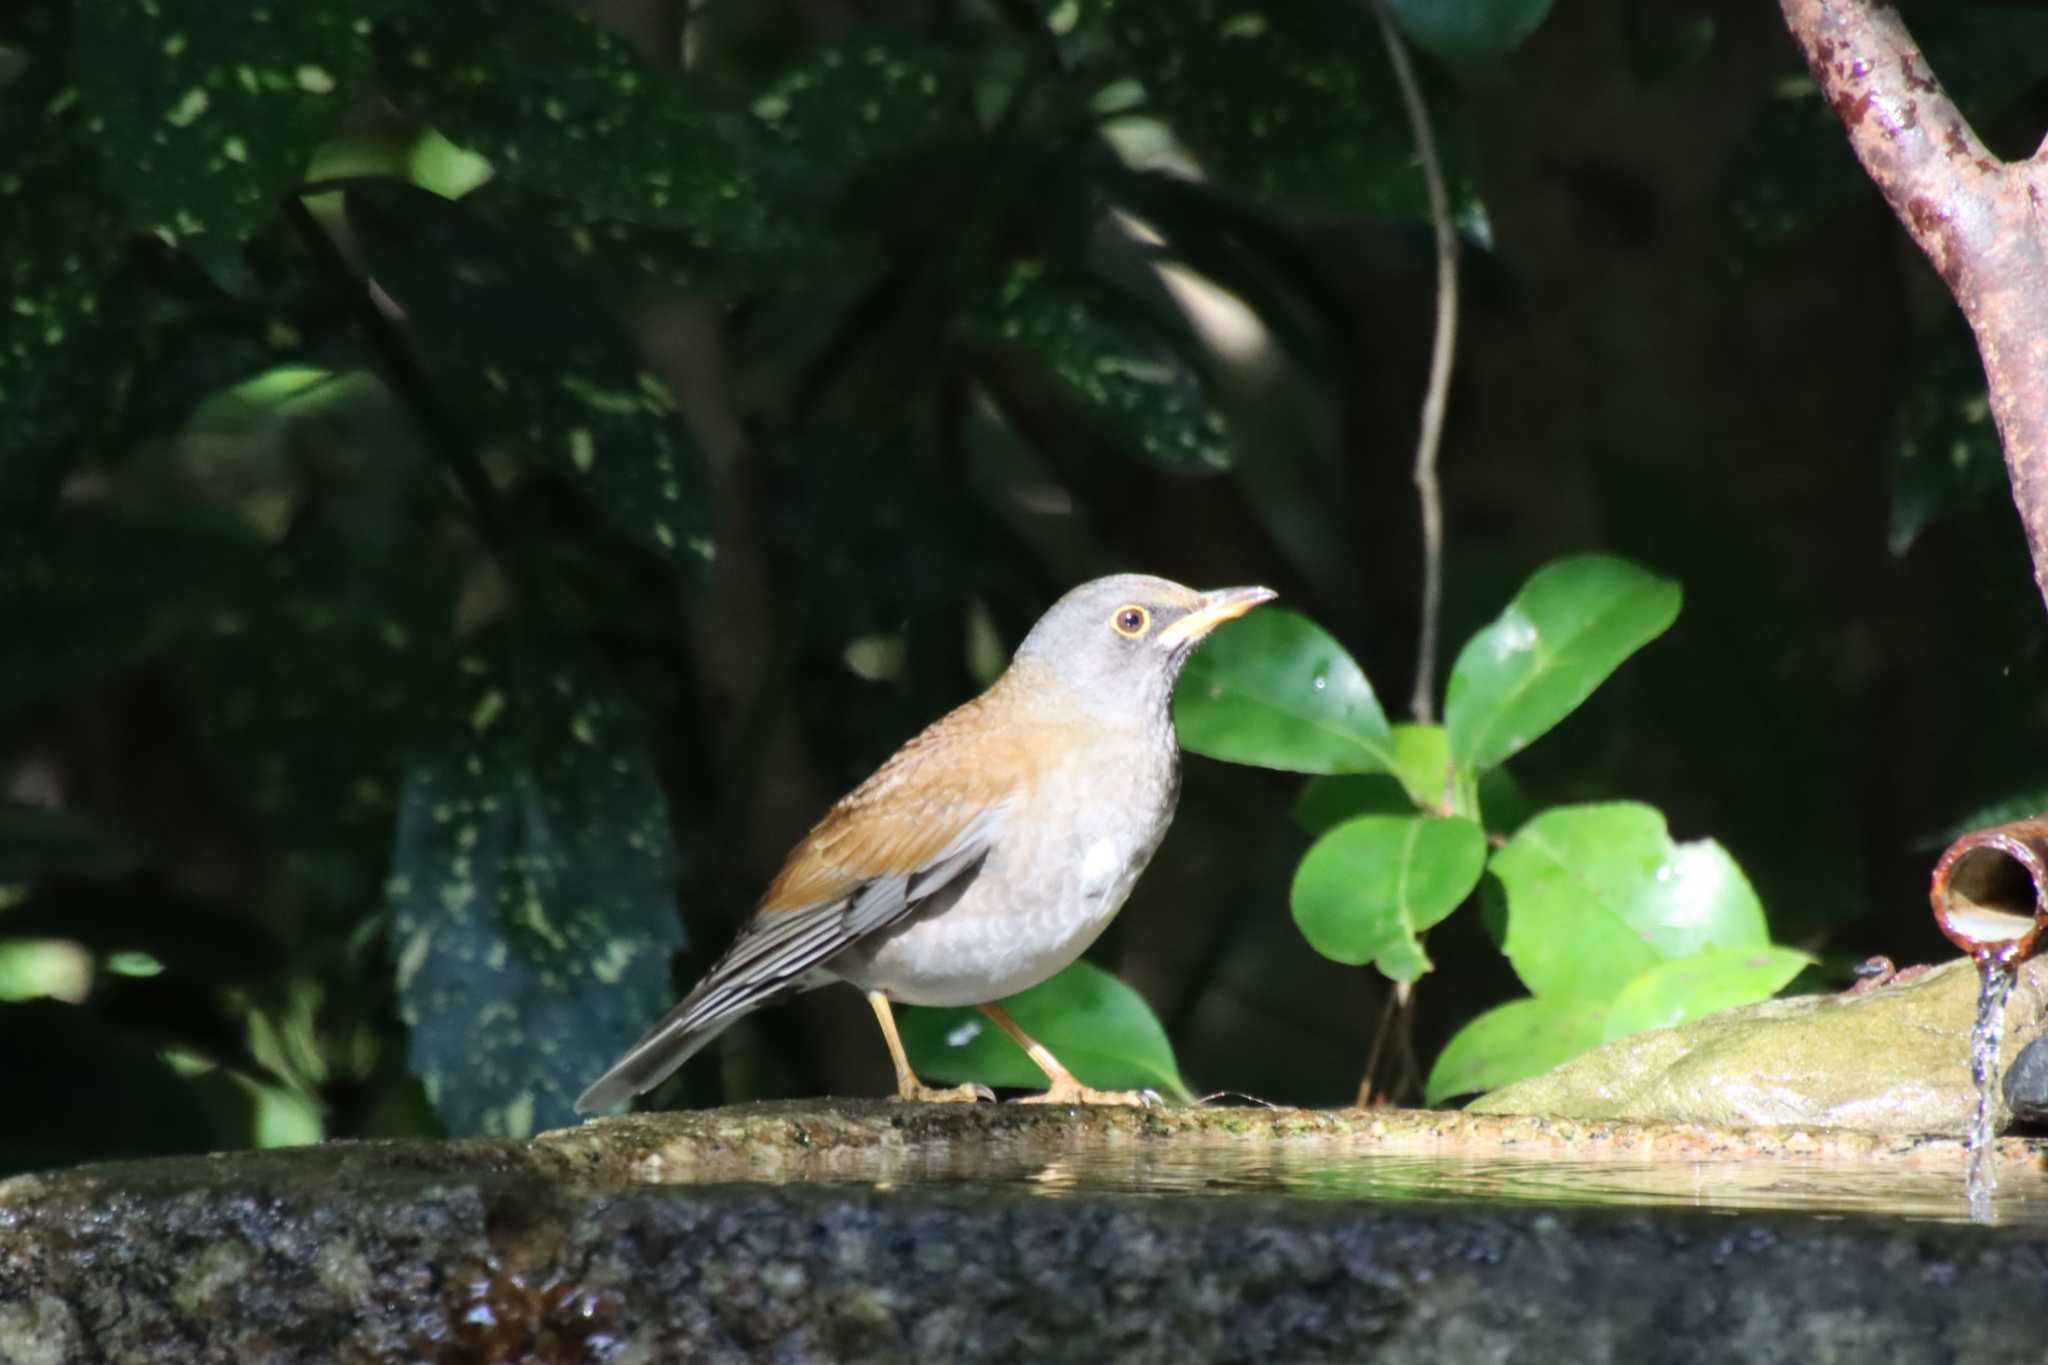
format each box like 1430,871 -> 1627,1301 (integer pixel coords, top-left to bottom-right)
2005,1032 -> 2048,1125
1,1102 -> 2046,1362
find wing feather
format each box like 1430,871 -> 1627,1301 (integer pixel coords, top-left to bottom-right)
575,672 -> 1071,1112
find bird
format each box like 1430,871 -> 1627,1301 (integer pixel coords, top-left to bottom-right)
575,573 -> 1276,1112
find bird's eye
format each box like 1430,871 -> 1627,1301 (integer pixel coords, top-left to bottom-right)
1111,605 -> 1150,638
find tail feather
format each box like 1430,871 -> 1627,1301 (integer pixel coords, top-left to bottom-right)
574,983 -> 767,1113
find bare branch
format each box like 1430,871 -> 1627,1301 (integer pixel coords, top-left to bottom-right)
1780,0 -> 2048,615
1374,3 -> 1459,725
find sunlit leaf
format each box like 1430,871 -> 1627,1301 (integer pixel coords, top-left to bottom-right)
1443,553 -> 1680,772
1292,774 -> 1416,835
1600,945 -> 1812,1041
1176,607 -> 1395,773
1424,995 -> 1606,1104
898,960 -> 1190,1099
389,639 -> 685,1137
1290,814 -> 1486,980
967,261 -> 1231,474
345,181 -> 714,573
73,0 -> 370,247
1491,802 -> 1769,1003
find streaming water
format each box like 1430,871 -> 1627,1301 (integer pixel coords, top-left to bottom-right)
1965,947 -> 2021,1223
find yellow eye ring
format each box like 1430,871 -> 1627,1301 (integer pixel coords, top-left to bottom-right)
1111,604 -> 1150,638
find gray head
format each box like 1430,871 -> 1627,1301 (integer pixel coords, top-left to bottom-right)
1011,573 -> 1276,728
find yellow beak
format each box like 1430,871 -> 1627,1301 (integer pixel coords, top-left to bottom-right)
1157,585 -> 1278,650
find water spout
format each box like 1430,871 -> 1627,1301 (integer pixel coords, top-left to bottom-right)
1930,819 -> 2048,1222
1928,818 -> 2048,960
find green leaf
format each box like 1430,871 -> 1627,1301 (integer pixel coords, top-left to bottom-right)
898,960 -> 1190,1100
72,0 -> 369,247
1443,553 -> 1680,772
1175,607 -> 1395,773
749,31 -> 973,195
1292,774 -> 1416,835
375,0 -> 790,252
1290,815 -> 1486,979
344,181 -> 714,572
1600,945 -> 1812,1042
1102,0 -> 1473,222
967,261 -> 1230,474
1491,802 -> 1769,1003
1424,996 -> 1607,1104
1386,0 -> 1554,65
388,639 -> 685,1137
1387,723 -> 1455,811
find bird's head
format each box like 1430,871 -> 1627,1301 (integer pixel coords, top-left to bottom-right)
1012,573 -> 1276,726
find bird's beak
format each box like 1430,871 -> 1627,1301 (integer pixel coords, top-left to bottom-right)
1157,585 -> 1278,650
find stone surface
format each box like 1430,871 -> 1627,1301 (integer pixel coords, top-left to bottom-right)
3,1102 -> 2047,1363
1473,957 -> 2048,1135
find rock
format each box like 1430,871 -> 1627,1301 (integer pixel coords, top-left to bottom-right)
1472,956 -> 2048,1135
1,1103 -> 2046,1362
2005,1033 -> 2048,1125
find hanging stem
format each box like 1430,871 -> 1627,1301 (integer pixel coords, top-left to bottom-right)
1373,3 -> 1461,724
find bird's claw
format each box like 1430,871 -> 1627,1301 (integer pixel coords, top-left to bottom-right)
890,1081 -> 995,1103
1016,1081 -> 1162,1108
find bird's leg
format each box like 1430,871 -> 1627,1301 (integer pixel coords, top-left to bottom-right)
978,1002 -> 1161,1107
867,991 -> 992,1103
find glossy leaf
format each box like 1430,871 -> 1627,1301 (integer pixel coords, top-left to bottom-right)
898,960 -> 1190,1100
1292,774 -> 1416,836
1291,815 -> 1486,979
376,0 -> 789,251
345,182 -> 714,572
1424,996 -> 1607,1104
1443,553 -> 1680,772
73,0 -> 368,247
1102,0 -> 1469,222
749,32 -> 973,195
1176,607 -> 1395,773
1386,0 -> 1554,65
1491,802 -> 1769,1003
389,640 -> 685,1137
967,261 -> 1231,473
1601,945 -> 1812,1042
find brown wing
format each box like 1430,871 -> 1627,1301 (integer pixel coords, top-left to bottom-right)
574,673 -> 1066,1112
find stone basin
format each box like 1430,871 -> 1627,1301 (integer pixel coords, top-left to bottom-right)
3,1102 -> 2046,1363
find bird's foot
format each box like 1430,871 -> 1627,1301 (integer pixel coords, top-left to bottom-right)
1015,1077 -> 1162,1108
890,1080 -> 995,1103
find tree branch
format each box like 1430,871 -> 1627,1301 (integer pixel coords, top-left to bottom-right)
1374,3 -> 1459,724
1780,0 -> 2048,614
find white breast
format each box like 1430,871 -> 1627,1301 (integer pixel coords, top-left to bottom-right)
828,739 -> 1178,1007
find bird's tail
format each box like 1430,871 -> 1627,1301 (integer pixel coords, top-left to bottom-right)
574,971 -> 788,1112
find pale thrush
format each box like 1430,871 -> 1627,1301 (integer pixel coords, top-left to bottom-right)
576,573 -> 1274,1111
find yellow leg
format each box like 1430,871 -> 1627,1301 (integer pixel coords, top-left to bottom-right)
978,1002 -> 1161,1107
867,991 -> 991,1103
